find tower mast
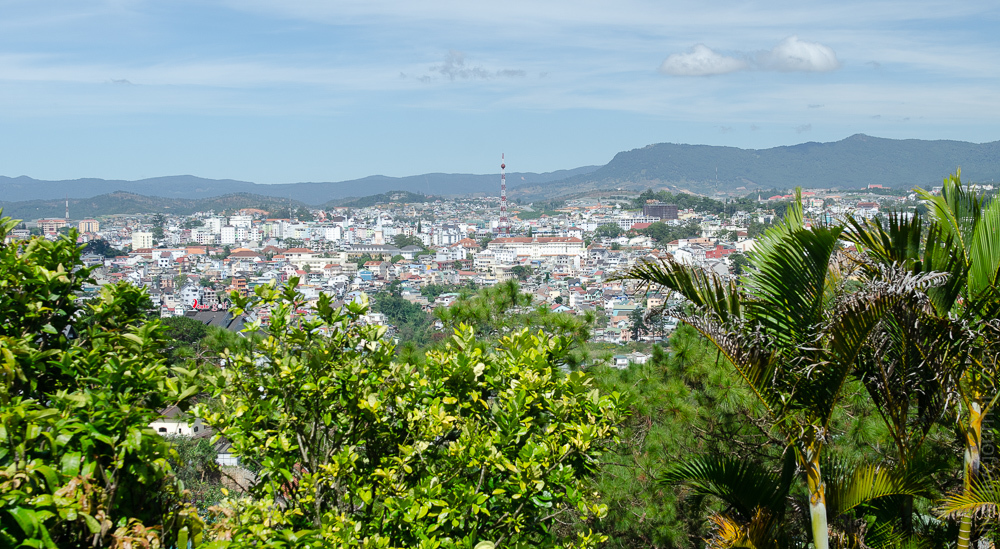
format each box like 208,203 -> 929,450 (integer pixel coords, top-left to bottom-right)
499,154 -> 509,236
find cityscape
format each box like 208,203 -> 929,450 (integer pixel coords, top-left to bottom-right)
5,175 -> 927,352
4,1 -> 1000,548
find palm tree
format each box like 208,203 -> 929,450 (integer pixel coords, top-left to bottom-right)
843,211 -> 963,535
847,172 -> 1000,549
614,193 -> 943,549
917,172 -> 1000,549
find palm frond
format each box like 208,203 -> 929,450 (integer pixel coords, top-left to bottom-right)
706,508 -> 785,549
843,212 -> 924,272
825,460 -> 936,518
661,456 -> 788,520
916,170 -> 982,262
611,255 -> 742,323
744,225 -> 844,352
684,315 -> 785,413
967,191 -> 1000,299
795,266 -> 947,425
936,473 -> 1000,520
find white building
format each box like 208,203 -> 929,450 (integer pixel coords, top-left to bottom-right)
149,405 -> 207,437
132,231 -> 153,250
487,236 -> 585,260
220,225 -> 236,245
178,282 -> 201,307
204,217 -> 223,234
229,215 -> 252,228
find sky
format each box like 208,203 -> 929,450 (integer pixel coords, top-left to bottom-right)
1,0 -> 999,184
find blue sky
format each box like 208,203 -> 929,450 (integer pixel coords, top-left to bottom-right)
1,0 -> 998,184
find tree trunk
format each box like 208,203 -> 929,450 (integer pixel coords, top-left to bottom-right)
958,403 -> 984,549
900,495 -> 913,536
806,456 -> 829,549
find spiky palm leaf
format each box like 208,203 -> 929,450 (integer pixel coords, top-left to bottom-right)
824,460 -> 937,518
937,473 -> 1000,521
661,453 -> 795,520
706,508 -> 784,549
744,225 -> 843,353
843,212 -> 965,316
662,453 -> 797,549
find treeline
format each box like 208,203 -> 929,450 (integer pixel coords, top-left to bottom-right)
630,189 -> 762,214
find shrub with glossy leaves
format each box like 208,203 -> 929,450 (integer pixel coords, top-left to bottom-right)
198,278 -> 627,548
0,213 -> 202,548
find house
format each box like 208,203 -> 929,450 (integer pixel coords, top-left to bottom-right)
150,405 -> 207,437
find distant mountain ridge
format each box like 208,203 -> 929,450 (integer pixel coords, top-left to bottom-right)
0,192 -> 310,220
3,134 -> 999,209
511,134 -> 1000,199
0,166 -> 601,205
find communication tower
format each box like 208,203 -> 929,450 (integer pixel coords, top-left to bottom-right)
498,154 -> 509,236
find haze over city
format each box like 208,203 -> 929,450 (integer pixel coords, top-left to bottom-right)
2,0 -> 999,184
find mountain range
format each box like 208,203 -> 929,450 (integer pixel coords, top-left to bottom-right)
511,134 -> 1000,199
2,134 -> 998,218
0,167 -> 600,204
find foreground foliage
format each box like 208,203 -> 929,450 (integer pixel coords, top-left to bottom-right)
0,215 -> 202,548
197,280 -> 627,548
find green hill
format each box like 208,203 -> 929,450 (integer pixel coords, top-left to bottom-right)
330,191 -> 433,209
513,134 -> 1000,199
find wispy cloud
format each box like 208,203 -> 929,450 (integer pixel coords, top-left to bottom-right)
660,36 -> 841,77
796,123 -> 813,133
422,50 -> 526,81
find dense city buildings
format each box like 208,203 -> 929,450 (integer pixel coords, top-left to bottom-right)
32,185 -> 914,349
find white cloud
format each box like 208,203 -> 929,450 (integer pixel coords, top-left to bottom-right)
659,44 -> 746,76
661,37 -> 840,76
758,36 -> 840,72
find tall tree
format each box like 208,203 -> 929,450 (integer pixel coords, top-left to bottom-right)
846,172 -> 1000,547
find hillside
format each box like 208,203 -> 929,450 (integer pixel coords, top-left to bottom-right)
329,191 -> 433,209
512,134 -> 1000,199
0,192 -> 308,219
0,166 -> 601,204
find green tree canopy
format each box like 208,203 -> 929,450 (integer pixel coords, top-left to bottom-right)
0,214 -> 203,547
196,280 -> 626,547
594,223 -> 622,239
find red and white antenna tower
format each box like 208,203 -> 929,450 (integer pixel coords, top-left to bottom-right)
499,154 -> 509,236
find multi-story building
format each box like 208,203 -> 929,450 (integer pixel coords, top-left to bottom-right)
229,215 -> 252,228
642,203 -> 679,220
132,231 -> 153,250
220,226 -> 236,245
38,218 -> 68,234
614,215 -> 660,231
487,237 -> 585,260
78,219 -> 100,233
